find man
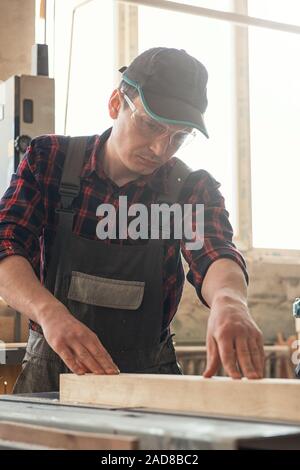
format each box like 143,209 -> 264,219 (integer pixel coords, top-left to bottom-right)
0,47 -> 264,393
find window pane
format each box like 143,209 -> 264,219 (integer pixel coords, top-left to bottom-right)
138,2 -> 238,232
54,0 -> 114,135
165,0 -> 235,12
35,0 -> 45,44
248,0 -> 300,25
54,0 -> 80,133
248,24 -> 300,249
66,1 -> 114,135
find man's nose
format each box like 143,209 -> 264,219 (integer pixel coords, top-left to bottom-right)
149,134 -> 170,156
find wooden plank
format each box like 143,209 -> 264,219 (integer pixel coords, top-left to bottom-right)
175,345 -> 289,354
60,374 -> 300,424
0,421 -> 139,450
0,343 -> 27,350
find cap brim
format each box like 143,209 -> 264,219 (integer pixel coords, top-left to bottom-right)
140,89 -> 209,139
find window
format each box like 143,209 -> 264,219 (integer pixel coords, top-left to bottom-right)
53,0 -> 115,135
138,0 -> 300,250
138,0 -> 238,232
248,0 -> 300,24
248,1 -> 300,249
164,0 -> 235,12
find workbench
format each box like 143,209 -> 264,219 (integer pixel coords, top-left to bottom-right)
0,393 -> 300,450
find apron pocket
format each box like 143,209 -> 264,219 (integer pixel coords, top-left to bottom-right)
67,271 -> 145,310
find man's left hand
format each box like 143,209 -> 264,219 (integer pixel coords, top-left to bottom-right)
203,297 -> 264,379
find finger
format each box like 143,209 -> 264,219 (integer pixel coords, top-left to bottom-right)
203,336 -> 221,378
256,336 -> 265,377
58,347 -> 86,375
247,338 -> 263,378
217,337 -> 241,379
71,344 -> 107,374
86,338 -> 120,374
235,336 -> 258,379
74,359 -> 89,374
251,339 -> 264,379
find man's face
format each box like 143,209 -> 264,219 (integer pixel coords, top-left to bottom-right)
108,89 -> 188,176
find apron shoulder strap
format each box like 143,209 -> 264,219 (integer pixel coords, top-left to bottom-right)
58,136 -> 89,211
157,157 -> 194,205
46,136 -> 89,294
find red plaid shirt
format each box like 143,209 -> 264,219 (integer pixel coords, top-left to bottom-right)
0,129 -> 248,337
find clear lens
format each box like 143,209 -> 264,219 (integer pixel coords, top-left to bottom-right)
124,91 -> 198,150
133,113 -> 166,136
132,112 -> 197,149
169,129 -> 198,149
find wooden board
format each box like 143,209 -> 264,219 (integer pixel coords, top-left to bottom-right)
0,342 -> 27,349
0,421 -> 139,450
176,345 -> 290,354
60,374 -> 300,424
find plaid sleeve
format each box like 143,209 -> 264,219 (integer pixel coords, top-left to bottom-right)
0,138 -> 48,274
180,169 -> 248,308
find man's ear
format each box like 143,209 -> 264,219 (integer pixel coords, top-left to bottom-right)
108,89 -> 122,119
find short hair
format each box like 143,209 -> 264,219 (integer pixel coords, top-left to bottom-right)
119,80 -> 139,108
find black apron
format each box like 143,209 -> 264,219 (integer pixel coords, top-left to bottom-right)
13,137 -> 193,393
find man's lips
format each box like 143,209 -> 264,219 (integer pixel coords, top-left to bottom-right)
137,154 -> 158,166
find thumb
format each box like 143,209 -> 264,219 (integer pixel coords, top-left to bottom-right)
203,335 -> 220,378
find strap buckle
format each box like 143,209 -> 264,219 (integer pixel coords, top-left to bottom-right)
56,183 -> 79,213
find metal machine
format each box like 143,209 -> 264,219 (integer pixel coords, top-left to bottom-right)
1,392 -> 300,449
0,44 -> 54,200
0,44 -> 54,342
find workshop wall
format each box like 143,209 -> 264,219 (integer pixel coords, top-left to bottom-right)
173,257 -> 299,345
0,0 -> 35,81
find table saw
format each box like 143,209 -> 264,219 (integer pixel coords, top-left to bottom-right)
0,391 -> 300,450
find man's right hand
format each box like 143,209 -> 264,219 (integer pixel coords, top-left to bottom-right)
0,256 -> 120,375
40,304 -> 120,375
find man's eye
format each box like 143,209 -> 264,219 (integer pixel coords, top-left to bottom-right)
144,119 -> 163,133
172,133 -> 186,145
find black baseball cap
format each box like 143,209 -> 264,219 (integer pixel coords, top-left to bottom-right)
119,47 -> 209,139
